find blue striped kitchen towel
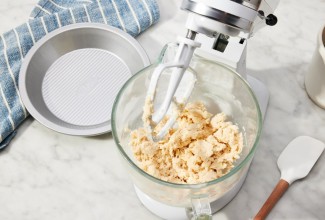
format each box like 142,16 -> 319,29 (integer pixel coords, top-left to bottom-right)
0,0 -> 160,149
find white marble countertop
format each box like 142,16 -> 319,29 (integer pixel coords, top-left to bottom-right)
1,0 -> 325,219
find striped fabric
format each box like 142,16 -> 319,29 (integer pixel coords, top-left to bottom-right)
0,0 -> 160,149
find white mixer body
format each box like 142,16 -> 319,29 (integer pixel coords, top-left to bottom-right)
136,0 -> 279,218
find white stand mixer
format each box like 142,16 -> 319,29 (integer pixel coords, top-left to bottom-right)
137,0 -> 279,219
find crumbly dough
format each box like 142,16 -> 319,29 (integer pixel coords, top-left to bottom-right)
130,102 -> 243,184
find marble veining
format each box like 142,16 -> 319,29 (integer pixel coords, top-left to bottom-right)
1,0 -> 325,219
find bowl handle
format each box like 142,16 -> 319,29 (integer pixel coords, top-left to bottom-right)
186,195 -> 212,220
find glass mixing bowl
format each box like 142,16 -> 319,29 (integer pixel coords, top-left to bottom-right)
111,44 -> 262,219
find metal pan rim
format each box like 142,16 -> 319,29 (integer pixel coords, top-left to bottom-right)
19,23 -> 150,136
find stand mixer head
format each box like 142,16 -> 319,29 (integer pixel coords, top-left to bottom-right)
145,0 -> 279,141
181,0 -> 278,38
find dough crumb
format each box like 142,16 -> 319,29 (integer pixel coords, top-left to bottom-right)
130,102 -> 243,184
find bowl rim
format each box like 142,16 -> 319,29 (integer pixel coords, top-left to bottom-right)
18,23 -> 150,136
111,58 -> 262,189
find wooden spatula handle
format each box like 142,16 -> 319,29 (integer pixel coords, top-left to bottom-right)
254,179 -> 289,220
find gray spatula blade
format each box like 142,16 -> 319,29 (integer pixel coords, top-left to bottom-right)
278,136 -> 325,184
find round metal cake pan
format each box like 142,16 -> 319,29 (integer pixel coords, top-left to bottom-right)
19,23 -> 150,136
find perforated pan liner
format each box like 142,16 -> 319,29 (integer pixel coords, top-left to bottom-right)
19,23 -> 150,136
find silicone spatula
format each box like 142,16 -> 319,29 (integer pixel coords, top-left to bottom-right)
254,136 -> 325,220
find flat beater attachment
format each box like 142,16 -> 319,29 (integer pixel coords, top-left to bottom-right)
144,37 -> 201,141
